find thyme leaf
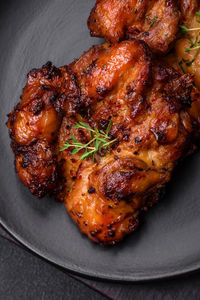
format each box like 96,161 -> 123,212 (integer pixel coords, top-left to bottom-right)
146,16 -> 158,28
179,12 -> 200,65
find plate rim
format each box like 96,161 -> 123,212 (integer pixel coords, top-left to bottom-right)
1,0 -> 200,283
0,217 -> 200,282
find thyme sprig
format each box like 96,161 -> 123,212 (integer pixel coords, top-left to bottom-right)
179,12 -> 200,34
60,121 -> 117,162
150,16 -> 158,28
179,12 -> 200,66
146,16 -> 158,28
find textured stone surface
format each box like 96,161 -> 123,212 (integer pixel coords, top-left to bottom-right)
0,234 -> 107,300
1,225 -> 200,300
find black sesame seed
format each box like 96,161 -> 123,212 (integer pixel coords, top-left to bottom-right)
88,187 -> 96,194
108,231 -> 115,237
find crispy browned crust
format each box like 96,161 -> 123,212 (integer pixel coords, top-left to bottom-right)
6,62 -> 79,198
7,40 -> 200,245
88,0 -> 180,54
57,40 -> 199,245
178,0 -> 199,23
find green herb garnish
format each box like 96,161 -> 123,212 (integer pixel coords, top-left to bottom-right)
179,12 -> 200,65
60,121 -> 117,162
150,16 -> 158,28
146,16 -> 158,28
179,25 -> 200,34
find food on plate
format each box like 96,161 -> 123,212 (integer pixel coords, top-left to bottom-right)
6,62 -> 79,198
7,39 -> 200,245
6,1 -> 200,245
174,1 -> 200,89
59,40 -> 200,244
88,0 -> 180,54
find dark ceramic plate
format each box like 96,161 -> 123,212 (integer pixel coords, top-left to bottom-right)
0,0 -> 200,282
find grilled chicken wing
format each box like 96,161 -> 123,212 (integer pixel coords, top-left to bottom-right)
56,40 -> 200,245
7,62 -> 79,198
88,0 -> 180,54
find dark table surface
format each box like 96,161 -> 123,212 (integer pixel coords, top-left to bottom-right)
1,225 -> 200,300
0,236 -> 107,300
1,1 -> 200,298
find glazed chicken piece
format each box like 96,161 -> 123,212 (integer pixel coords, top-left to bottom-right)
163,0 -> 200,127
7,62 -> 79,198
172,0 -> 200,88
57,40 -> 200,245
88,0 -> 180,54
7,38 -> 200,245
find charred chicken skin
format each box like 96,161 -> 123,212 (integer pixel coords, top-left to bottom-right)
57,40 -> 199,245
7,62 -> 79,198
88,0 -> 180,54
7,39 -> 200,243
